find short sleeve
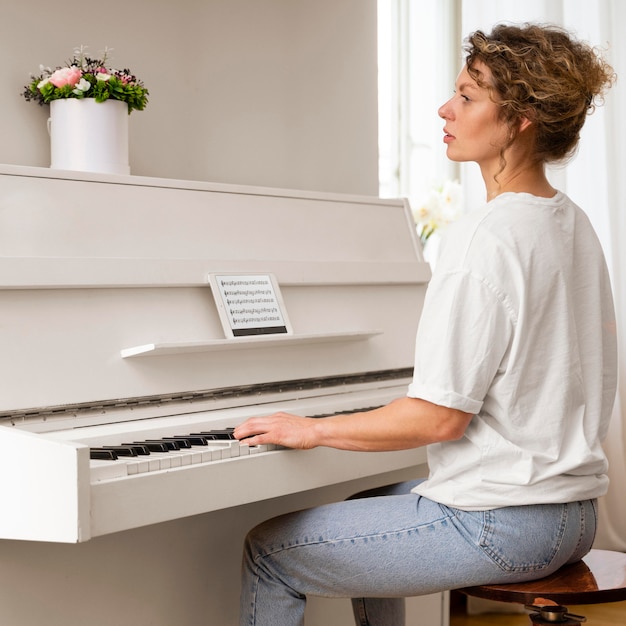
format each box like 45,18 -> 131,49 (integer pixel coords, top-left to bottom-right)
407,269 -> 514,414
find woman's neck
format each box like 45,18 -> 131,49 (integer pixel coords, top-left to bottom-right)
483,161 -> 556,201
481,129 -> 556,201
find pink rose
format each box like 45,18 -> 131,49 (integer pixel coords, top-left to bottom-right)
49,66 -> 82,88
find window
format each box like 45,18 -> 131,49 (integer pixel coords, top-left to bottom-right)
378,0 -> 462,203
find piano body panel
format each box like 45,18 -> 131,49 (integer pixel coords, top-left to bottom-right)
0,425 -> 90,543
0,282 -> 426,411
0,166 -> 420,266
0,165 -> 428,412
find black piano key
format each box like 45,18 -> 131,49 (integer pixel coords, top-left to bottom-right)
193,430 -> 237,440
120,443 -> 151,455
310,406 -> 381,418
90,448 -> 119,460
159,437 -> 193,448
131,441 -> 171,453
172,435 -> 209,446
143,439 -> 181,450
101,445 -> 138,457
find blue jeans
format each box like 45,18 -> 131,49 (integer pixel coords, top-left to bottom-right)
239,480 -> 597,626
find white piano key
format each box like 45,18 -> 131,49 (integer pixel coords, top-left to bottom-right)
149,453 -> 173,470
146,457 -> 163,472
156,452 -> 179,468
126,458 -> 153,475
204,445 -> 228,461
204,441 -> 241,458
91,459 -> 129,481
169,450 -> 193,466
187,450 -> 204,465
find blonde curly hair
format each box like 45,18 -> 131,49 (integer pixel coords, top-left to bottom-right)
464,23 -> 616,167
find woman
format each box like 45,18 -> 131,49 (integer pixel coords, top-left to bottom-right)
234,23 -> 618,626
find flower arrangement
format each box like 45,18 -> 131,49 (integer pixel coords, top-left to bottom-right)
412,179 -> 463,244
22,46 -> 148,114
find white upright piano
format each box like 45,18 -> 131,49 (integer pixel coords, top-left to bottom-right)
0,164 -> 446,626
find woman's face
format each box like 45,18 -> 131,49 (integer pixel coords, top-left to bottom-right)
438,61 -> 510,170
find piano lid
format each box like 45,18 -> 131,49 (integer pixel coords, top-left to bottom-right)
0,164 -> 430,417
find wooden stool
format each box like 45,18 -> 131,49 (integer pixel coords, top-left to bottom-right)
460,549 -> 626,624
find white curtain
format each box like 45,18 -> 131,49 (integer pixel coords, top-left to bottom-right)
460,0 -> 626,551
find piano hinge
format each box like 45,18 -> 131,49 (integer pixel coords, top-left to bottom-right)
0,368 -> 413,425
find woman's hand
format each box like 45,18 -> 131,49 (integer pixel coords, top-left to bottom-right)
234,412 -> 321,449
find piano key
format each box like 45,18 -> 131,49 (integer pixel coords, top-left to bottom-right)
101,445 -> 139,457
90,448 -> 119,460
193,429 -> 237,440
130,441 -> 171,453
309,405 -> 381,418
152,451 -> 179,468
119,443 -> 152,455
130,449 -> 208,473
186,437 -> 241,457
91,459 -> 129,481
126,457 -> 154,474
127,449 -> 190,470
170,435 -> 210,446
201,445 -> 231,461
135,451 -> 173,470
160,437 -> 192,448
139,437 -> 235,458
251,444 -> 273,453
142,439 -> 181,450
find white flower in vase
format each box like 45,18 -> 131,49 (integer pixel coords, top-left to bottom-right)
412,179 -> 463,266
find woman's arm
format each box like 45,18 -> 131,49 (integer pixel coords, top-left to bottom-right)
233,396 -> 473,451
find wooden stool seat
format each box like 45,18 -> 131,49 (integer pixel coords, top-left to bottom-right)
461,549 -> 626,624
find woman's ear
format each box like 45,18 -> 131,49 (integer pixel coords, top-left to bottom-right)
519,117 -> 533,133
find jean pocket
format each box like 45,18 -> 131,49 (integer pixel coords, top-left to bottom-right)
477,504 -> 568,573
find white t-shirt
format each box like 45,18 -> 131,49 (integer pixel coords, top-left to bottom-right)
409,191 -> 617,510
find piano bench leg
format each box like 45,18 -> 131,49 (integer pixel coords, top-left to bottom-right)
525,604 -> 586,624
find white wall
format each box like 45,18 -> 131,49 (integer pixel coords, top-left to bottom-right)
1,0 -> 379,195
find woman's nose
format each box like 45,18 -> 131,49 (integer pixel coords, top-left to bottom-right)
438,99 -> 453,119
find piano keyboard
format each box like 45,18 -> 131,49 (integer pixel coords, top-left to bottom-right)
86,405 -> 381,482
89,427 -> 278,481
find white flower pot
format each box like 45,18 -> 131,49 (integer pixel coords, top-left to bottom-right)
48,99 -> 130,175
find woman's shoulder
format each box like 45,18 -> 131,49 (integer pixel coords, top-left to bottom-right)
437,191 -> 577,273
460,190 -> 582,239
